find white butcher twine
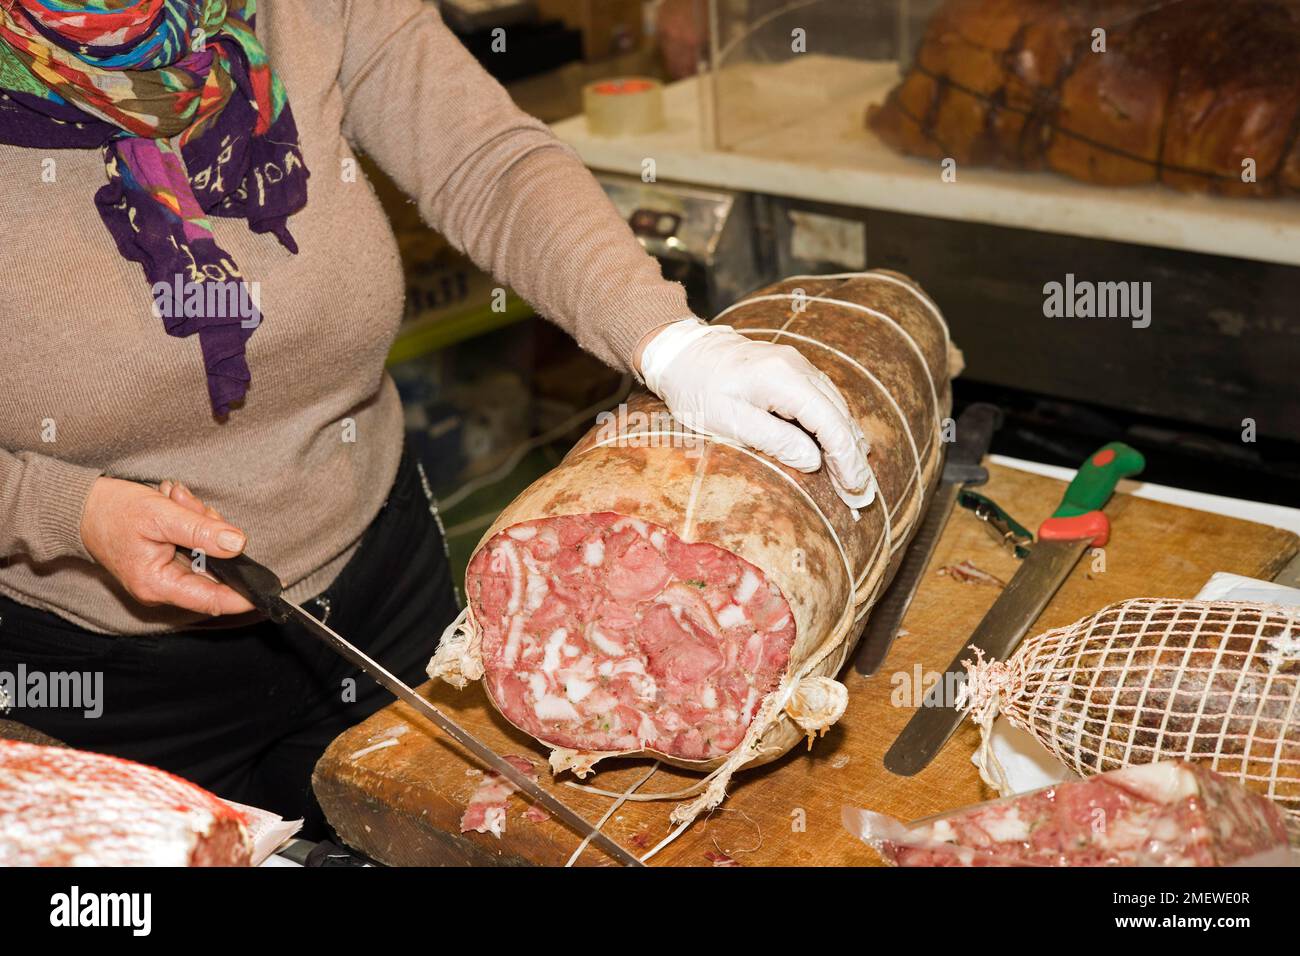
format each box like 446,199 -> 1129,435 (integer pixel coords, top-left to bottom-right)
714,292 -> 943,433
563,762 -> 660,867
715,281 -> 940,540
783,271 -> 953,356
582,429 -> 885,835
733,328 -> 923,545
588,428 -> 862,600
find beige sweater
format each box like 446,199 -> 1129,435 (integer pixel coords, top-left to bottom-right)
0,0 -> 691,635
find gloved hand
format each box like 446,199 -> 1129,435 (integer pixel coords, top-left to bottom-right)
635,319 -> 874,506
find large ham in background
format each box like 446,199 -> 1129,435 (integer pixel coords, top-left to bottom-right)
430,270 -> 956,823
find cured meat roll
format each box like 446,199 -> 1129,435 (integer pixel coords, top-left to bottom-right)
870,0 -> 1300,197
960,598 -> 1300,835
0,740 -> 252,866
431,270 -> 955,821
845,761 -> 1292,867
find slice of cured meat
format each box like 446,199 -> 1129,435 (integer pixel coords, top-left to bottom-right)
846,761 -> 1291,867
469,514 -> 796,762
460,754 -> 541,837
0,740 -> 252,867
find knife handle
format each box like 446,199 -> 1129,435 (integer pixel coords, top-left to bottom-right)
180,548 -> 287,619
1039,442 -> 1145,547
946,403 -> 1004,484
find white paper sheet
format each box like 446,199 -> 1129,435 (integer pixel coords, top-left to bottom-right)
222,799 -> 302,867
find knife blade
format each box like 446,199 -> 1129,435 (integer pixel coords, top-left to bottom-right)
192,550 -> 645,867
882,441 -> 1145,776
852,403 -> 1003,676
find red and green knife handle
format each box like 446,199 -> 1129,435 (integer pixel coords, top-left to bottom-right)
1038,442 -> 1145,547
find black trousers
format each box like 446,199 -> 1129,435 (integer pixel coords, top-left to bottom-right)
0,449 -> 458,840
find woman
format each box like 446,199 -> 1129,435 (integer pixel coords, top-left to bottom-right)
0,0 -> 868,836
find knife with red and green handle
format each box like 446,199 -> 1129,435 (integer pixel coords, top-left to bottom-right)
883,442 -> 1145,776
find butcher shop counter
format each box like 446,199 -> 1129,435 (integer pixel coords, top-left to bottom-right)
311,460 -> 1298,866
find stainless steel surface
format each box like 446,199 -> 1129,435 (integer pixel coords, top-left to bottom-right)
963,492 -> 1035,557
882,537 -> 1089,776
277,598 -> 644,867
594,172 -> 761,315
853,483 -> 958,676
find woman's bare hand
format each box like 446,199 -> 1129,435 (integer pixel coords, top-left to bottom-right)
79,477 -> 256,616
657,0 -> 709,80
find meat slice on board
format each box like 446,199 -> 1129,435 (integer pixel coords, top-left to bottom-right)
844,761 -> 1293,866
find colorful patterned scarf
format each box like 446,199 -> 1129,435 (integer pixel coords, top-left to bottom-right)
0,0 -> 309,416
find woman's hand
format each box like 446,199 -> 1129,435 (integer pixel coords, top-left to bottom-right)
79,478 -> 256,616
656,0 -> 710,80
635,320 -> 873,501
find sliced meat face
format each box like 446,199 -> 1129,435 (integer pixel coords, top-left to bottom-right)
467,513 -> 797,761
875,762 -> 1290,867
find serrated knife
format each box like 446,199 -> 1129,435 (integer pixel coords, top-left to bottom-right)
852,403 -> 1003,676
192,550 -> 645,867
882,442 -> 1145,776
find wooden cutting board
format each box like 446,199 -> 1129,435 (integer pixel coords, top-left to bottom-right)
312,464 -> 1298,867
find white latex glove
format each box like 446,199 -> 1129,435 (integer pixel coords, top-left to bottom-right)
636,319 -> 875,508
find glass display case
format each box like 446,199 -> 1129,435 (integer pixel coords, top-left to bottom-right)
690,0 -> 1300,228
700,0 -> 941,152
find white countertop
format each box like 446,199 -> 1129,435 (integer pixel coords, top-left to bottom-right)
552,58 -> 1300,267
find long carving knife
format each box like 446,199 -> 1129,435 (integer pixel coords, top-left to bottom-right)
882,442 -> 1145,776
853,403 -> 1003,676
193,551 -> 645,867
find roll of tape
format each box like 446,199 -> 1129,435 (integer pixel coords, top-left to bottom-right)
583,77 -> 666,137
